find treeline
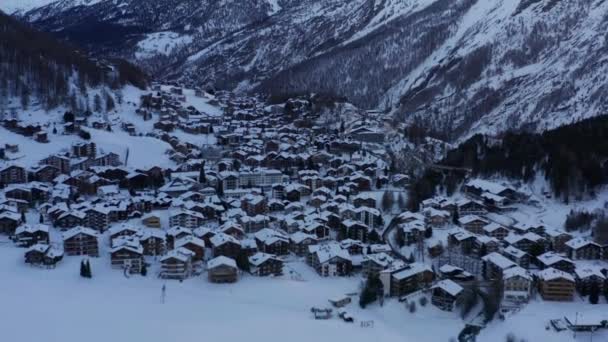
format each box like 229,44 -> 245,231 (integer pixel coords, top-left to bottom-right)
0,12 -> 147,111
407,115 -> 608,209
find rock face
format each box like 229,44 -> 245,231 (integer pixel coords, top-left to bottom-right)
19,0 -> 608,140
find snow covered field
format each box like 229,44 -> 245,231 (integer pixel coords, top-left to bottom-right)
0,244 -> 465,342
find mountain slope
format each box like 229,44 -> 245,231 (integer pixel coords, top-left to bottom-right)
390,0 -> 608,140
0,10 -> 147,112
16,0 -> 608,140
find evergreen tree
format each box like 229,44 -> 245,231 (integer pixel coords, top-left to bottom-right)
452,209 -> 460,225
359,275 -> 383,308
93,94 -> 102,112
85,259 -> 92,278
141,263 -> 147,277
381,191 -> 393,212
589,281 -> 599,304
199,164 -> 206,183
80,260 -> 86,278
236,251 -> 250,272
424,226 -> 433,239
39,213 -> 44,223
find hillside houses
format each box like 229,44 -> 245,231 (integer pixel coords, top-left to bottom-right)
3,82 -> 608,332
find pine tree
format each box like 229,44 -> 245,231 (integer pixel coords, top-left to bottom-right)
236,251 -> 250,272
141,263 -> 147,277
93,94 -> 102,112
39,213 -> 44,223
381,191 -> 393,212
80,260 -> 86,278
85,259 -> 92,278
452,209 -> 460,225
589,281 -> 599,304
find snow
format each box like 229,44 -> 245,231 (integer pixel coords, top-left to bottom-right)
0,0 -> 56,14
0,244 -> 465,342
0,125 -> 174,169
135,32 -> 193,59
0,0 -> 102,14
266,0 -> 282,15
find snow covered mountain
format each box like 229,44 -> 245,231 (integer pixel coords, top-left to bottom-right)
14,0 -> 608,140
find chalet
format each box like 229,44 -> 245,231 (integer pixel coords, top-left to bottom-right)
362,253 -> 398,278
464,179 -> 522,204
167,226 -> 192,249
447,228 -> 476,255
564,238 -> 601,260
290,231 -> 318,256
537,252 -> 575,274
174,235 -> 206,261
210,233 -> 242,259
504,232 -> 545,255
255,228 -> 290,255
431,280 -> 463,311
241,194 -> 267,216
24,244 -> 63,268
438,265 -> 474,282
481,252 -> 516,280
207,256 -> 238,283
169,210 -> 205,229
483,223 -> 510,240
542,229 -> 572,254
160,248 -> 195,280
248,252 -> 283,276
307,244 -> 352,277
110,239 -> 144,274
14,224 -> 50,247
459,215 -> 489,235
538,268 -> 575,301
62,226 -> 99,257
84,207 -> 110,232
502,245 -> 531,269
574,267 -> 605,296
339,239 -> 365,255
142,214 -> 162,228
387,263 -> 434,297
0,164 -> 27,184
424,208 -> 451,227
456,199 -> 486,216
0,211 -> 21,235
138,229 -> 166,256
108,225 -> 140,242
55,211 -> 86,230
502,266 -> 532,305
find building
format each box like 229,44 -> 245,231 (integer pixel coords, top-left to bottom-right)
481,252 -> 516,280
24,244 -> 63,268
207,256 -> 238,283
248,252 -> 283,276
431,280 -> 464,311
160,248 -> 194,279
110,240 -> 144,274
307,244 -> 352,277
389,263 -> 434,297
564,238 -> 601,260
62,226 -> 99,257
502,266 -> 532,305
14,224 -> 50,247
538,268 -> 575,301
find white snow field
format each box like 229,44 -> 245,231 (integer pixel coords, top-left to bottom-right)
0,244 -> 464,342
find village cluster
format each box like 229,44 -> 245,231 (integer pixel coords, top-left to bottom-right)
0,85 -> 607,333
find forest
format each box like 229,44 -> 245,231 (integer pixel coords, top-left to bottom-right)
0,11 -> 147,113
408,115 -> 608,210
